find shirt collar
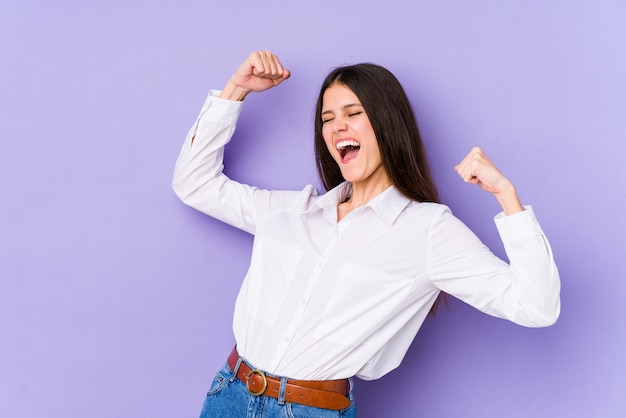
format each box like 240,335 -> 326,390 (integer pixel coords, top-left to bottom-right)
305,182 -> 412,225
368,185 -> 413,225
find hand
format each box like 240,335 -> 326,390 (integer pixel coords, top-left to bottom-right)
454,147 -> 524,215
455,147 -> 509,194
220,50 -> 291,101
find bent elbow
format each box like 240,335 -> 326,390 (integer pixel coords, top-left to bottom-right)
172,173 -> 185,200
523,299 -> 561,328
171,169 -> 196,207
543,300 -> 561,327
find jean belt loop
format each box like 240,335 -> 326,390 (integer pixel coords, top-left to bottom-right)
231,357 -> 243,382
347,377 -> 354,401
278,377 -> 288,405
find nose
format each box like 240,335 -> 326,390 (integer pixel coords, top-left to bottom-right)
332,118 -> 347,133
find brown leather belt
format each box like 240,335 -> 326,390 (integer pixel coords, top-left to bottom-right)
227,347 -> 351,411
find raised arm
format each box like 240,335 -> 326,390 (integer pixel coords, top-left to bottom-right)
173,50 -> 301,234
447,146 -> 560,326
454,147 -> 524,216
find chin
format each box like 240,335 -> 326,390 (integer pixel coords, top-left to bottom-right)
339,171 -> 359,183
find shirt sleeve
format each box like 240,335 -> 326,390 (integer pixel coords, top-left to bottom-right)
171,90 -> 312,234
427,206 -> 561,327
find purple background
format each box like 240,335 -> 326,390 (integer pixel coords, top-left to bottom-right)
2,1 -> 625,417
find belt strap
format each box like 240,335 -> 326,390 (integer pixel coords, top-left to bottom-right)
227,348 -> 351,411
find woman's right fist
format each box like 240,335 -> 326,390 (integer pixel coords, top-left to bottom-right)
221,50 -> 290,100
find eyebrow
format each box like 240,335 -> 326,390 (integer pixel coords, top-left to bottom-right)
321,103 -> 363,115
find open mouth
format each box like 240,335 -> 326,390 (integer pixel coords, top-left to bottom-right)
337,139 -> 361,162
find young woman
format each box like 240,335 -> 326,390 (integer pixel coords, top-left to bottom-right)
172,50 -> 560,418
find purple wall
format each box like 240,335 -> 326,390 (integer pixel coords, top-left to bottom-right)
2,1 -> 625,417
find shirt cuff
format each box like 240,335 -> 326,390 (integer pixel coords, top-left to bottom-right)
197,89 -> 245,121
494,206 -> 541,240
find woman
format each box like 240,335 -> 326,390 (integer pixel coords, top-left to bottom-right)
172,50 -> 560,417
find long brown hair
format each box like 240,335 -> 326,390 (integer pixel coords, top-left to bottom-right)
313,63 -> 446,314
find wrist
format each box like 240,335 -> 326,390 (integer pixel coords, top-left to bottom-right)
219,80 -> 250,101
494,181 -> 524,216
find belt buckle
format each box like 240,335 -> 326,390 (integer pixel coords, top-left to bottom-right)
245,369 -> 268,396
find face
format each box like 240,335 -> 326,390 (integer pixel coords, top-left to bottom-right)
321,83 -> 391,189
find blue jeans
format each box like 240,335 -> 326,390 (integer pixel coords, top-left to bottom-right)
199,362 -> 357,418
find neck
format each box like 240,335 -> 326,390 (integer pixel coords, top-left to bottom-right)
345,180 -> 392,207
337,177 -> 393,222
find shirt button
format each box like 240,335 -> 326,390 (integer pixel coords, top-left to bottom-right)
284,336 -> 290,342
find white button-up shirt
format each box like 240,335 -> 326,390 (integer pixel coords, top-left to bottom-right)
172,91 -> 561,381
